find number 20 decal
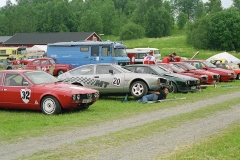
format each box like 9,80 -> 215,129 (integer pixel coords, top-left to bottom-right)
20,89 -> 31,104
112,77 -> 121,86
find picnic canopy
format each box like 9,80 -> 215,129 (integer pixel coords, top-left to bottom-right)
206,52 -> 240,64
26,45 -> 47,55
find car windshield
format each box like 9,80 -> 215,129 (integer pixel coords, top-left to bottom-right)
24,71 -> 58,84
152,65 -> 172,74
50,59 -> 56,64
183,62 -> 197,70
113,48 -> 127,57
169,64 -> 185,72
204,61 -> 216,68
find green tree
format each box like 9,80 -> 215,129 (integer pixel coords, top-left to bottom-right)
194,1 -> 206,19
171,0 -> 200,20
205,0 -> 222,14
119,22 -> 145,40
145,7 -> 173,38
233,0 -> 240,11
187,8 -> 240,51
79,10 -> 103,34
177,12 -> 188,29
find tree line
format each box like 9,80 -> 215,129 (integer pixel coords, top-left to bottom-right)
0,0 -> 240,51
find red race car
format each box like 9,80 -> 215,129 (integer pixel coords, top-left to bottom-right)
158,63 -> 208,84
24,57 -> 73,76
182,60 -> 235,82
171,61 -> 220,84
0,70 -> 99,114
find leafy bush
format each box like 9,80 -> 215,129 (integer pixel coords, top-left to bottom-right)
119,22 -> 145,40
187,8 -> 240,51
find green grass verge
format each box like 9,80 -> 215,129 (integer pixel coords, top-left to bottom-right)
20,96 -> 240,159
158,123 -> 240,160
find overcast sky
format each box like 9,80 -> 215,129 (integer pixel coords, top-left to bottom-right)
0,0 -> 234,9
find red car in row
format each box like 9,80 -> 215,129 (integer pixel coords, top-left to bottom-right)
182,60 -> 235,82
0,70 -> 99,114
24,57 -> 73,76
158,63 -> 208,84
171,62 -> 220,84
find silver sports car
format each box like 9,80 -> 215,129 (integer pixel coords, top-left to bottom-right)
58,63 -> 170,98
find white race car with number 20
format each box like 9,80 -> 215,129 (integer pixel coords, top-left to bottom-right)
58,63 -> 170,98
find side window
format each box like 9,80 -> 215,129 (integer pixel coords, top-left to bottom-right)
96,65 -> 120,74
125,67 -> 136,73
4,73 -> 27,86
0,73 -> 3,85
138,53 -> 147,59
70,65 -> 94,75
80,47 -> 89,52
33,60 -> 40,65
136,67 -> 149,73
102,46 -> 110,56
41,60 -> 49,65
91,46 -> 99,56
193,62 -> 201,69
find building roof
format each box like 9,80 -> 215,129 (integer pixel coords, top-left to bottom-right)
0,36 -> 12,43
3,32 -> 98,44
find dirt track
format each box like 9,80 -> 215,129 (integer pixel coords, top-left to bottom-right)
1,91 -> 240,160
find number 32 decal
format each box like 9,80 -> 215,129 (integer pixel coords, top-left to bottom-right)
112,77 -> 121,86
20,89 -> 31,104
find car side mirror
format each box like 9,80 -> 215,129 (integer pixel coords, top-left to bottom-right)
23,82 -> 29,86
109,70 -> 114,74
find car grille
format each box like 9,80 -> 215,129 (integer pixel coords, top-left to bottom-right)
189,80 -> 197,85
80,93 -> 98,99
212,75 -> 218,79
201,77 -> 208,81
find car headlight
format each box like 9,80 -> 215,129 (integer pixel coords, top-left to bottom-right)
76,94 -> 81,100
228,73 -> 232,76
72,95 -> 76,100
186,81 -> 190,84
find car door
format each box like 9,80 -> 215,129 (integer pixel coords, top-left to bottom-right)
0,73 -> 4,106
94,65 -> 124,93
40,59 -> 51,72
1,73 -> 34,109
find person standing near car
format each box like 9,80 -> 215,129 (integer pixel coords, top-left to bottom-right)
143,50 -> 156,64
137,87 -> 169,103
171,52 -> 181,62
162,54 -> 173,63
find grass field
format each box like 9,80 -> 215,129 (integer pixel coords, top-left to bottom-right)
1,28 -> 240,159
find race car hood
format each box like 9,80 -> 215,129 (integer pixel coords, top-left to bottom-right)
207,67 -> 233,74
37,82 -> 98,94
190,69 -> 218,76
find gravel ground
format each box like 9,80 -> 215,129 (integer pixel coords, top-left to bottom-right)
1,91 -> 240,160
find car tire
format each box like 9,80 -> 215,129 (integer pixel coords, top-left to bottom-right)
57,70 -> 64,76
237,74 -> 240,80
6,66 -> 12,70
169,83 -> 178,93
130,81 -> 148,98
41,96 -> 62,115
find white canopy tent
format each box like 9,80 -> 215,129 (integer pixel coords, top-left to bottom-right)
26,45 -> 47,56
206,52 -> 240,64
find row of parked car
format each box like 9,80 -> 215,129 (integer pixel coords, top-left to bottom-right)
0,55 -> 238,115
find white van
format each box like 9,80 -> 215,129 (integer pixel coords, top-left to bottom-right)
133,48 -> 161,62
